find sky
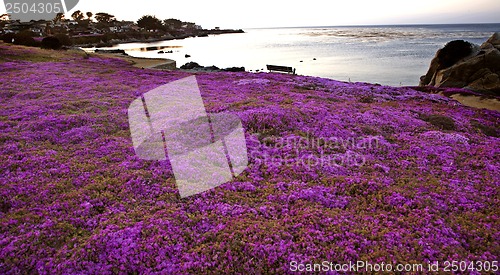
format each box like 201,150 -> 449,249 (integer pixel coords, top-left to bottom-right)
1,0 -> 500,28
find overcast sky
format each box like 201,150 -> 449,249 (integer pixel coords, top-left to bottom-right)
2,0 -> 500,28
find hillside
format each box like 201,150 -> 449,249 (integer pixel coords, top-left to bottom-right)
0,44 -> 499,273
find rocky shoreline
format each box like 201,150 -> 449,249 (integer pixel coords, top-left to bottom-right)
179,61 -> 245,73
76,29 -> 244,48
420,32 -> 500,96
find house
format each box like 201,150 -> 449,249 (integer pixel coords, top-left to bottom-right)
4,20 -> 25,32
117,21 -> 139,32
29,27 -> 43,36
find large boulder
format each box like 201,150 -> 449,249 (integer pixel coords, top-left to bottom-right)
482,32 -> 500,49
419,33 -> 500,95
180,61 -> 202,70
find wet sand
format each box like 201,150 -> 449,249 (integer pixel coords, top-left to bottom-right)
92,52 -> 177,70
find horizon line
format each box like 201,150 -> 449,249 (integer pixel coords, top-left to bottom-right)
243,22 -> 500,30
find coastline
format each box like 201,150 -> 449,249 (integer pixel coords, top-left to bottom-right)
74,29 -> 245,49
82,25 -> 500,90
93,49 -> 500,112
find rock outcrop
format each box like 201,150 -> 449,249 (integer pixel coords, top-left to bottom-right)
420,33 -> 500,95
180,61 -> 245,72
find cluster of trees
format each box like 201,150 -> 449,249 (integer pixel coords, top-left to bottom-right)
69,10 -> 115,24
1,11 -> 198,32
52,11 -> 109,23
66,11 -> 115,29
67,11 -> 195,32
137,16 -> 198,32
70,11 -> 93,22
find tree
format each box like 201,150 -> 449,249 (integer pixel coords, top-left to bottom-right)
53,13 -> 65,24
0,14 -> 9,29
71,10 -> 84,21
184,22 -> 197,30
137,15 -> 162,31
0,14 -> 10,21
94,12 -> 115,24
163,18 -> 183,30
86,12 -> 93,21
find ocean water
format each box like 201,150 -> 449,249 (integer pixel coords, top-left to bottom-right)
96,24 -> 500,86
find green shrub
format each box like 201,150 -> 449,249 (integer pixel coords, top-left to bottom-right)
471,120 -> 499,137
12,32 -> 39,47
359,96 -> 375,103
41,36 -> 62,50
54,33 -> 72,46
420,114 -> 456,130
2,33 -> 15,43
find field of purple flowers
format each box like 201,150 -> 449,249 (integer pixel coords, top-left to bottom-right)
1,44 -> 499,274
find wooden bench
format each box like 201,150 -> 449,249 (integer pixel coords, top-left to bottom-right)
266,65 -> 296,75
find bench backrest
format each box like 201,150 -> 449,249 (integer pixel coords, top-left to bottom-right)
266,65 -> 295,74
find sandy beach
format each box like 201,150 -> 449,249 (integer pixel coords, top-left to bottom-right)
91,51 -> 177,70
449,94 -> 500,112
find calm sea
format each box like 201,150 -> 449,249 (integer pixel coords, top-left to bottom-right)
96,24 -> 500,86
